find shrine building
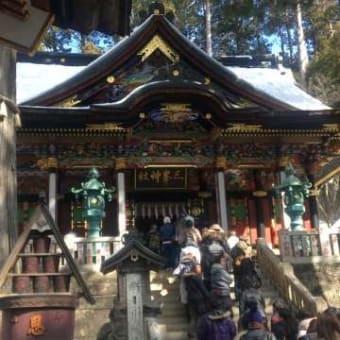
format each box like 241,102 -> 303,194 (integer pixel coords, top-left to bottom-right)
17,7 -> 340,246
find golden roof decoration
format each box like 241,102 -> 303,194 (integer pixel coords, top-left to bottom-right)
225,123 -> 263,132
58,95 -> 81,107
322,124 -> 339,132
156,103 -> 198,123
138,34 -> 179,63
86,122 -> 123,131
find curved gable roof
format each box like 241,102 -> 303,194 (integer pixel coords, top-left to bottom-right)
21,14 -> 329,112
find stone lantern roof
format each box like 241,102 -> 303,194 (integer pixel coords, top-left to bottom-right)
101,237 -> 165,275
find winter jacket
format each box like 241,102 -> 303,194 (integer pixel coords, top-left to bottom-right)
240,288 -> 266,316
160,222 -> 176,242
197,314 -> 236,340
184,274 -> 210,315
240,327 -> 277,340
210,263 -> 233,296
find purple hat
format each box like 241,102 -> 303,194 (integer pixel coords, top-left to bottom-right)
247,310 -> 266,323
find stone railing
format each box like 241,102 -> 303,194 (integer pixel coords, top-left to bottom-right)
278,227 -> 340,262
256,238 -> 328,315
59,236 -> 122,270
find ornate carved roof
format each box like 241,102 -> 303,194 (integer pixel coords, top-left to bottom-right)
17,12 -> 339,182
20,13 -> 328,112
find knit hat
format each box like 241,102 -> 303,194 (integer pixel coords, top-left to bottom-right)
247,310 -> 266,323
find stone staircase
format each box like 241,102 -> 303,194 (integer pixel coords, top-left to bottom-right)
150,267 -> 281,340
150,270 -> 189,340
71,265 -> 281,340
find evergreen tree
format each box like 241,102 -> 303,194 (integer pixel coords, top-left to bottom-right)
305,1 -> 340,107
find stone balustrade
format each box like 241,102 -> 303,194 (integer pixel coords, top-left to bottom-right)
278,227 -> 340,262
57,236 -> 122,270
256,238 -> 328,315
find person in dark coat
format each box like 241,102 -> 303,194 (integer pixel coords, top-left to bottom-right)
159,216 -> 177,269
184,271 -> 210,339
197,312 -> 236,340
238,272 -> 266,331
197,286 -> 236,340
270,298 -> 298,340
240,309 -> 276,340
239,286 -> 266,329
231,239 -> 257,301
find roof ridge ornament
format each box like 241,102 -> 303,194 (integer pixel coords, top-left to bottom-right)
148,2 -> 165,15
138,34 -> 179,63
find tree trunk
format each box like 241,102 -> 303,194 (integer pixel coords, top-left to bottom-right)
279,31 -> 286,57
296,0 -> 309,87
204,0 -> 213,57
0,46 -> 18,267
285,21 -> 294,65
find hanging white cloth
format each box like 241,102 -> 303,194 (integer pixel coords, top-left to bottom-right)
141,204 -> 146,219
154,203 -> 159,219
147,204 -> 152,219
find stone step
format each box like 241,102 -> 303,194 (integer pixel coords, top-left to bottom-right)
156,324 -> 188,340
158,316 -> 188,331
160,306 -> 187,317
162,331 -> 188,340
78,294 -> 115,309
73,267 -> 281,340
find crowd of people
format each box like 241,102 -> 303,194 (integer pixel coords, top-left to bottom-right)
145,215 -> 340,340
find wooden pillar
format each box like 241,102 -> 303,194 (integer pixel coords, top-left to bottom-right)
215,157 -> 229,231
0,46 -> 18,266
115,158 -> 127,237
306,166 -> 320,229
277,157 -> 291,230
253,170 -> 266,239
48,166 -> 58,223
36,157 -> 58,222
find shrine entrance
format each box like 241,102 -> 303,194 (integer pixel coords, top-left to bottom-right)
127,187 -> 211,238
125,166 -> 214,235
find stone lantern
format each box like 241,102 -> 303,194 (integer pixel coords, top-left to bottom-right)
100,231 -> 165,340
71,167 -> 115,237
275,164 -> 312,231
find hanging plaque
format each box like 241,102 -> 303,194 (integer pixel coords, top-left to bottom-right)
135,168 -> 187,190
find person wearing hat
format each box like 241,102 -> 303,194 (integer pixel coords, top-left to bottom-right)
200,223 -> 230,290
240,308 -> 276,340
238,278 -> 265,331
159,216 -> 177,269
183,215 -> 202,245
197,291 -> 236,340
